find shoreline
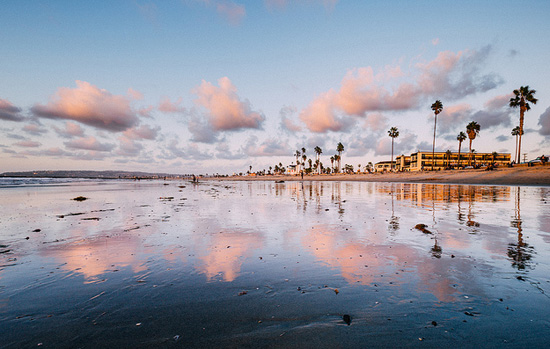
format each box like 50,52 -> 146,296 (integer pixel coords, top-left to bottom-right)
212,166 -> 550,186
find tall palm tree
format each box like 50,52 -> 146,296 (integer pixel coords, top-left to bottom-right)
457,131 -> 467,168
511,126 -> 523,164
295,150 -> 301,172
336,142 -> 345,173
431,100 -> 444,170
445,150 -> 452,168
330,156 -> 335,172
314,146 -> 323,174
509,86 -> 537,164
388,127 -> 399,171
334,154 -> 340,172
466,121 -> 481,166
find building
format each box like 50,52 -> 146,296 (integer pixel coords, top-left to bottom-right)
395,155 -> 411,171
407,151 -> 511,171
374,161 -> 396,172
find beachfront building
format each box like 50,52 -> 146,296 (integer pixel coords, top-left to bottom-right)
374,161 -> 396,172
407,151 -> 511,171
395,155 -> 411,171
286,164 -> 299,175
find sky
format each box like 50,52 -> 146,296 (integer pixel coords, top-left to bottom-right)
1,0 -> 549,175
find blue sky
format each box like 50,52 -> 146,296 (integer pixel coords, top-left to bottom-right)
1,0 -> 549,174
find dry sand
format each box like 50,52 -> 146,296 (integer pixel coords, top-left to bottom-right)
217,165 -> 550,186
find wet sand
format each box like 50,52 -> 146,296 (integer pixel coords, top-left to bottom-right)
220,165 -> 550,186
1,180 -> 550,347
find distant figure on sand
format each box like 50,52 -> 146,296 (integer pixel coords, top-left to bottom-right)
192,174 -> 197,183
301,171 -> 304,179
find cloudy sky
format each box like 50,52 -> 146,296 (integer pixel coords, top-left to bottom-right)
1,0 -> 549,174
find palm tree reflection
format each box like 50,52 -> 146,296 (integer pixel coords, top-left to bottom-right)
507,187 -> 534,270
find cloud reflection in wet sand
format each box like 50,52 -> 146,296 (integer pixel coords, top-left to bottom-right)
1,180 -> 550,347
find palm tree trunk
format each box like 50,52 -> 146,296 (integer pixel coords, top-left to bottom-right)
458,142 -> 462,167
432,116 -> 437,170
469,139 -> 473,166
391,138 -> 394,171
518,107 -> 525,164
515,135 -> 518,164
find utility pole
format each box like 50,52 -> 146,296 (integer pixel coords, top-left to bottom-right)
523,153 -> 527,163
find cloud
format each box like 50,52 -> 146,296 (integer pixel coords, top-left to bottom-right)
123,124 -> 159,140
242,135 -> 292,157
0,98 -> 25,122
363,113 -> 388,132
496,135 -> 508,142
264,0 -> 339,12
279,106 -> 302,132
14,140 -> 41,148
216,1 -> 246,25
432,38 -> 440,46
300,47 -> 501,133
53,121 -> 85,138
22,124 -> 48,136
194,0 -> 246,25
158,97 -> 186,113
116,137 -> 143,157
188,116 -> 219,143
31,80 -> 139,132
64,136 -> 115,152
215,142 -> 244,160
435,103 -> 471,135
193,77 -> 265,132
416,45 -> 503,100
127,88 -> 144,100
538,106 -> 550,136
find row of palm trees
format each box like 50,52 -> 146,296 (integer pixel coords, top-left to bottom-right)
293,142 -> 346,175
386,85 -> 537,170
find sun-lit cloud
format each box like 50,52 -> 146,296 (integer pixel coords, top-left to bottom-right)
0,98 -> 25,122
64,136 -> 115,152
192,0 -> 246,25
31,80 -> 139,132
192,77 -> 265,132
123,124 -> 159,140
127,88 -> 144,100
53,121 -> 85,138
22,124 -> 48,136
158,97 -> 186,113
300,46 -> 503,134
264,0 -> 339,12
538,106 -> 550,136
14,140 -> 41,148
116,137 -> 143,157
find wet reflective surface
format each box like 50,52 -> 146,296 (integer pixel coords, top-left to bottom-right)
1,180 -> 549,347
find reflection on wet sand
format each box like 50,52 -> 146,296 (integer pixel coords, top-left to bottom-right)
196,229 -> 263,282
2,180 -> 550,347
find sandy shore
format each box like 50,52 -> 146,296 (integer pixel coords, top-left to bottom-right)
215,165 -> 550,186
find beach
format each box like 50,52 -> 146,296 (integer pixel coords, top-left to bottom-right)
1,179 -> 549,347
220,165 -> 550,186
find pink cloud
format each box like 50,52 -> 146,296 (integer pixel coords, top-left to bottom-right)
64,136 -> 115,152
54,121 -> 85,138
216,1 -> 246,25
0,98 -> 24,122
117,137 -> 143,156
22,124 -> 47,135
14,140 -> 41,148
158,97 -> 185,113
123,124 -> 159,140
193,77 -> 264,131
127,88 -> 144,100
300,46 -> 502,133
31,80 -> 139,132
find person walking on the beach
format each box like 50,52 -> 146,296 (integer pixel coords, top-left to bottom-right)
301,171 -> 304,179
